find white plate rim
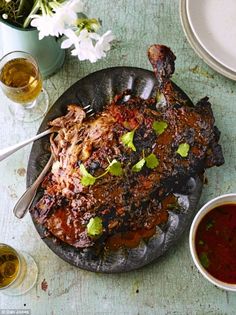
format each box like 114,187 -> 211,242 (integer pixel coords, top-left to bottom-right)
186,0 -> 236,73
179,0 -> 236,81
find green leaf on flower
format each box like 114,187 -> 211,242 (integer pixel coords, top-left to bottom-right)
77,17 -> 101,32
87,217 -> 103,237
152,121 -> 168,135
145,153 -> 159,169
176,143 -> 190,157
107,159 -> 123,176
80,164 -> 96,186
132,158 -> 146,172
121,130 -> 136,151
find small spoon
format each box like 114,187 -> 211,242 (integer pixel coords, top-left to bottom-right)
13,155 -> 54,219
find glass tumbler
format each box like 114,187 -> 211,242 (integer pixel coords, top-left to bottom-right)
0,243 -> 38,296
0,51 -> 49,122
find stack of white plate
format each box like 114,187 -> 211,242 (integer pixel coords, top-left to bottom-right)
180,0 -> 236,80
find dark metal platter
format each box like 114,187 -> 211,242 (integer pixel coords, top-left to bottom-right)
27,67 -> 203,273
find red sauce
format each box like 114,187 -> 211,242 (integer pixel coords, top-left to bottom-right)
195,203 -> 236,284
105,195 -> 175,251
105,228 -> 156,251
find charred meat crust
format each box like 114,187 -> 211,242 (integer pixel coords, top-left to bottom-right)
148,44 -> 176,88
31,93 -> 224,249
31,45 -> 224,250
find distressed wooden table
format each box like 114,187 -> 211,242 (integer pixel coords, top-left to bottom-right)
0,1 -> 236,314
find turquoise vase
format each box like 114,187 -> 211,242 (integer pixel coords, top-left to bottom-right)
0,20 -> 65,78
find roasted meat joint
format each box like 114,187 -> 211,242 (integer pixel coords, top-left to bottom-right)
31,45 -> 224,251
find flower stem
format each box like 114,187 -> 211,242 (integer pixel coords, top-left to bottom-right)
23,0 -> 41,28
49,0 -> 61,10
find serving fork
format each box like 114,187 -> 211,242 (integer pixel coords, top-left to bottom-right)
0,104 -> 94,162
12,104 -> 95,219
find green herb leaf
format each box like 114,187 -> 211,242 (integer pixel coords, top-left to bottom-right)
121,130 -> 136,151
198,240 -> 204,245
176,143 -> 190,157
107,159 -> 123,176
131,153 -> 159,173
199,252 -> 210,269
132,158 -> 145,172
80,164 -> 96,186
152,121 -> 168,135
87,217 -> 103,237
206,220 -> 214,231
145,153 -> 159,169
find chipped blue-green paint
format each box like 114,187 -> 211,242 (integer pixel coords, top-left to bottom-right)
0,1 -> 236,314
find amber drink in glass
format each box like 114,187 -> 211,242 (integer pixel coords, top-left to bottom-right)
0,51 -> 49,122
0,243 -> 38,295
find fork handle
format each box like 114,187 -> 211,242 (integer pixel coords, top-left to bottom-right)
13,184 -> 38,219
13,155 -> 53,219
0,129 -> 52,162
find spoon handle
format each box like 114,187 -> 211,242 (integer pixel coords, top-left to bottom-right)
13,155 -> 53,219
0,128 -> 53,162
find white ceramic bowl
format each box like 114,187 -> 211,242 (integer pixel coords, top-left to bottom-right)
189,193 -> 236,291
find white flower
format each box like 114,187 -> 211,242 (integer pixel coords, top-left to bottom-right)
61,29 -> 80,50
61,29 -> 112,63
62,0 -> 84,15
54,0 -> 84,27
61,29 -> 97,62
31,15 -> 62,39
31,0 -> 84,39
95,31 -> 114,59
29,0 -> 114,62
73,31 -> 99,63
2,13 -> 8,19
